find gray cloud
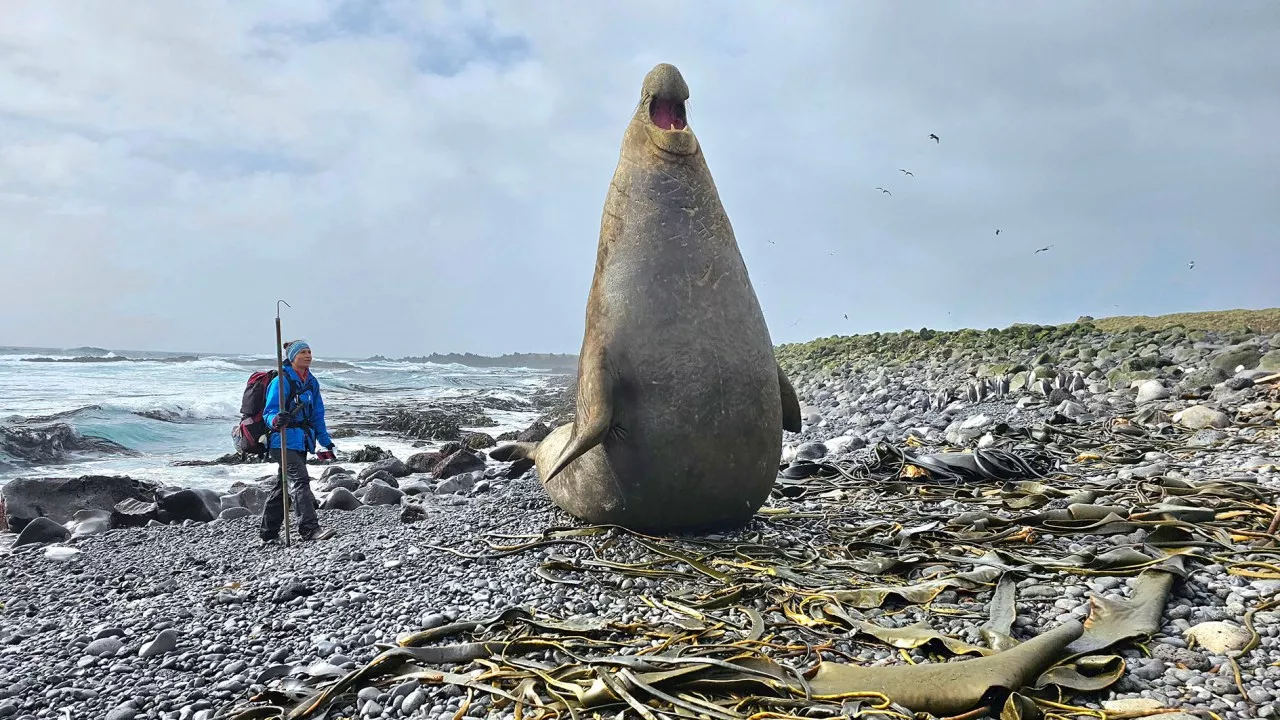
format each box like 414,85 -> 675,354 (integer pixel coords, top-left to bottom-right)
1,1 -> 1276,358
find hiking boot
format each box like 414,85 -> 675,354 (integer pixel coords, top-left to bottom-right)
300,526 -> 335,541
260,531 -> 281,546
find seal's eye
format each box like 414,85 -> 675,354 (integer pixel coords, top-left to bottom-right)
649,98 -> 687,131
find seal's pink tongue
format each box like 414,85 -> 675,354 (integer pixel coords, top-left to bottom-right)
650,99 -> 686,130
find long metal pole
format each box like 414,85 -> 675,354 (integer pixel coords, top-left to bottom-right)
276,300 -> 292,547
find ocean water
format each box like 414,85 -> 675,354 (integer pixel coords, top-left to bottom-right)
0,347 -> 556,491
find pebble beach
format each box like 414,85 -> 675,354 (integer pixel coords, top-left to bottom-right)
3,312 -> 1280,720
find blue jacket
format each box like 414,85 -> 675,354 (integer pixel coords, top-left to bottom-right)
262,366 -> 333,454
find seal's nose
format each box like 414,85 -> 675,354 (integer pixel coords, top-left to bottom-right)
643,63 -> 689,102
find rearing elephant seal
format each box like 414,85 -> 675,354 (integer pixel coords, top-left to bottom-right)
491,63 -> 802,533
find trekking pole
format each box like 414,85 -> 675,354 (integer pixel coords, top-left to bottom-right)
276,299 -> 292,547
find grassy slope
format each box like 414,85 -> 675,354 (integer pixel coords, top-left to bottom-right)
1083,308 -> 1280,334
772,307 -> 1279,375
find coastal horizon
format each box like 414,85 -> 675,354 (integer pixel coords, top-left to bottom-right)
6,304 -> 1279,365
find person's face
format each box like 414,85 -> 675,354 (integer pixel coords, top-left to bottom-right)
292,347 -> 313,371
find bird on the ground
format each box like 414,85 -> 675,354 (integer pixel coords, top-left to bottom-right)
929,133 -> 940,143
899,169 -> 914,176
1034,245 -> 1053,254
875,187 -> 892,195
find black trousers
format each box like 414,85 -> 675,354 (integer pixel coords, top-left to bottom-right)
259,448 -> 320,538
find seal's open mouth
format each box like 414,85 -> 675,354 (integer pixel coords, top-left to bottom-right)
649,98 -> 687,131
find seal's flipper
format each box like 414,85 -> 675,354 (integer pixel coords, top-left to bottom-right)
489,442 -> 535,463
778,364 -> 802,433
544,348 -> 615,483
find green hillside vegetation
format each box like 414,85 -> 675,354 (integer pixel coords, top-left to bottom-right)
774,307 -> 1279,376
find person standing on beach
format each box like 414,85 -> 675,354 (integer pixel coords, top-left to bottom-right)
259,339 -> 336,543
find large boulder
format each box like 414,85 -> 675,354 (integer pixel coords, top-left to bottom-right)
357,457 -> 411,480
222,486 -> 269,515
1,475 -> 159,532
66,508 -> 113,538
1211,346 -> 1262,373
434,449 -> 486,480
463,433 -> 496,450
14,516 -> 71,547
405,452 -> 443,474
321,487 -> 361,511
156,488 -> 222,523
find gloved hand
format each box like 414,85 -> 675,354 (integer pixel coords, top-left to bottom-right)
270,415 -> 286,430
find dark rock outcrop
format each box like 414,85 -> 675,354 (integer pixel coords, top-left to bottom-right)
0,423 -> 139,464
2,475 -> 160,531
377,409 -> 462,441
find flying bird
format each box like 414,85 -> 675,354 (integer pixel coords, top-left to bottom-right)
1034,245 -> 1053,254
929,133 -> 940,143
899,169 -> 914,177
875,187 -> 892,195
843,314 -> 848,320
995,229 -> 1001,236
1188,260 -> 1195,270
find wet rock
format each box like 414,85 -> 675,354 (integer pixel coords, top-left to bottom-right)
463,433 -> 496,450
434,450 -> 486,480
516,422 -> 551,443
219,486 -> 268,515
321,474 -> 360,493
65,508 -> 112,537
1,474 -> 159,531
359,482 -> 404,506
156,487 -> 221,523
405,452 -> 443,474
14,516 -> 71,546
0,423 -> 138,465
321,487 -> 361,511
357,457 -> 410,480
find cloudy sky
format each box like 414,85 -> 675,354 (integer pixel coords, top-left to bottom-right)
1,1 -> 1277,359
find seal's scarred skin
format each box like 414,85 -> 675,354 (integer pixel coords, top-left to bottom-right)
492,63 -> 802,533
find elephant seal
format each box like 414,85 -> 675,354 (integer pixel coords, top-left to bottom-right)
491,62 -> 801,533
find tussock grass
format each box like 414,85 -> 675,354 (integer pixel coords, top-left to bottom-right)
1082,308 -> 1280,334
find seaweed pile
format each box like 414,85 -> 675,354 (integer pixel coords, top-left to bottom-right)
214,397 -> 1280,720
